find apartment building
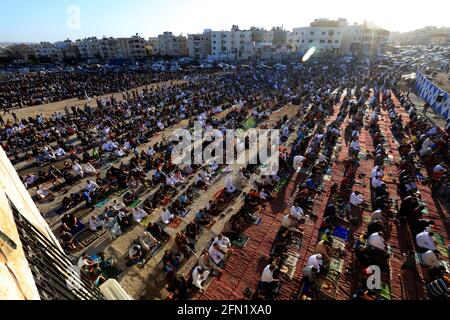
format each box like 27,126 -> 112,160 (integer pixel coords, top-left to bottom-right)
340,22 -> 390,56
146,37 -> 159,55
75,37 -> 101,60
157,32 -> 188,57
210,25 -> 254,60
291,18 -> 348,54
187,30 -> 211,59
117,34 -> 147,59
31,42 -> 63,62
389,26 -> 450,46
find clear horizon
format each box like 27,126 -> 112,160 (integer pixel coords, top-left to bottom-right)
0,0 -> 449,43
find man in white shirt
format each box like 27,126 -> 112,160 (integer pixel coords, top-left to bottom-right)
261,264 -> 279,288
306,254 -> 323,272
192,266 -> 210,291
161,208 -> 174,225
85,180 -> 99,193
112,200 -> 127,212
133,208 -> 149,223
282,213 -> 302,233
371,176 -> 383,189
290,204 -> 304,220
214,234 -> 232,253
72,161 -> 84,178
349,191 -> 364,218
416,231 -> 437,253
421,250 -> 441,268
293,155 -> 306,172
367,232 -> 386,251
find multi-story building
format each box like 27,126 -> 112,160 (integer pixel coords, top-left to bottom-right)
4,43 -> 36,63
340,22 -> 390,56
146,37 -> 159,55
210,25 -> 254,60
31,42 -> 63,62
291,18 -> 348,54
75,37 -> 102,60
157,32 -> 188,57
187,30 -> 211,59
54,40 -> 81,60
390,26 -> 450,46
117,34 -> 147,59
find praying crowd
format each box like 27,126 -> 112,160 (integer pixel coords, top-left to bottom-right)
2,55 -> 449,300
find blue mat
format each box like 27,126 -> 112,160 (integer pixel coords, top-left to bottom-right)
333,226 -> 349,241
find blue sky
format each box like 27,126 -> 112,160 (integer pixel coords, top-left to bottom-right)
1,0 -> 449,43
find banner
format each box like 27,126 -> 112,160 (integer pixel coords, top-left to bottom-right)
415,71 -> 450,119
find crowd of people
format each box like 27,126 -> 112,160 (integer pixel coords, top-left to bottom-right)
2,54 -> 448,300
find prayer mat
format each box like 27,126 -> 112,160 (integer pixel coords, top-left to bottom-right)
380,282 -> 391,300
274,178 -> 289,193
77,230 -> 108,248
101,266 -> 123,279
231,234 -> 251,248
113,189 -> 128,197
333,226 -> 349,241
434,233 -> 445,246
251,215 -> 262,225
204,220 -> 217,230
168,217 -> 182,229
128,199 -> 142,209
140,216 -> 152,228
329,258 -> 344,274
318,277 -> 337,300
55,207 -> 67,215
243,117 -> 257,130
362,213 -> 372,225
94,198 -> 110,208
69,221 -> 86,236
139,242 -> 163,269
290,236 -> 303,250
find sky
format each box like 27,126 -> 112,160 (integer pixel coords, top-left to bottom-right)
0,0 -> 449,43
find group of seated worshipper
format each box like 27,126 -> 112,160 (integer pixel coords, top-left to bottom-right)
78,251 -> 115,285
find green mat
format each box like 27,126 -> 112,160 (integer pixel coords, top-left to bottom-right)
128,199 -> 142,208
380,282 -> 391,300
434,233 -> 445,246
274,178 -> 289,193
94,198 -> 109,208
231,234 -> 251,248
114,189 -> 128,197
242,117 -> 257,130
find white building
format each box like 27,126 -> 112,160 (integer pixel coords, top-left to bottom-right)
31,42 -> 63,62
291,18 -> 348,54
146,37 -> 159,55
210,25 -> 254,60
340,22 -> 390,56
157,32 -> 188,57
187,30 -> 211,59
75,37 -> 101,60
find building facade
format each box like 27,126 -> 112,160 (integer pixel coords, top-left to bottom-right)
291,18 -> 348,54
340,23 -> 390,56
157,32 -> 188,57
187,30 -> 211,59
210,25 -> 254,60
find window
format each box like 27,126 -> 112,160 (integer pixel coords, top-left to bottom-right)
322,32 -> 325,35
327,40 -> 332,43
335,40 -> 339,43
309,39 -> 313,43
319,40 -> 325,43
310,31 -> 314,35
301,40 -> 305,43
213,40 -> 216,44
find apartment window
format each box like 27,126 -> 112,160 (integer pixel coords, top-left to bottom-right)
302,32 -> 304,35
301,40 -> 305,43
297,40 -> 300,43
319,40 -> 325,43
309,39 -> 313,43
213,40 -> 216,44
337,32 -> 341,35
213,34 -> 216,37
327,40 -> 332,43
213,47 -> 216,50
335,40 -> 339,43
310,31 -> 314,35
322,32 -> 325,35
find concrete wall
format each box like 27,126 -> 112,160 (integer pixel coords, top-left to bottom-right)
0,146 -> 61,300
